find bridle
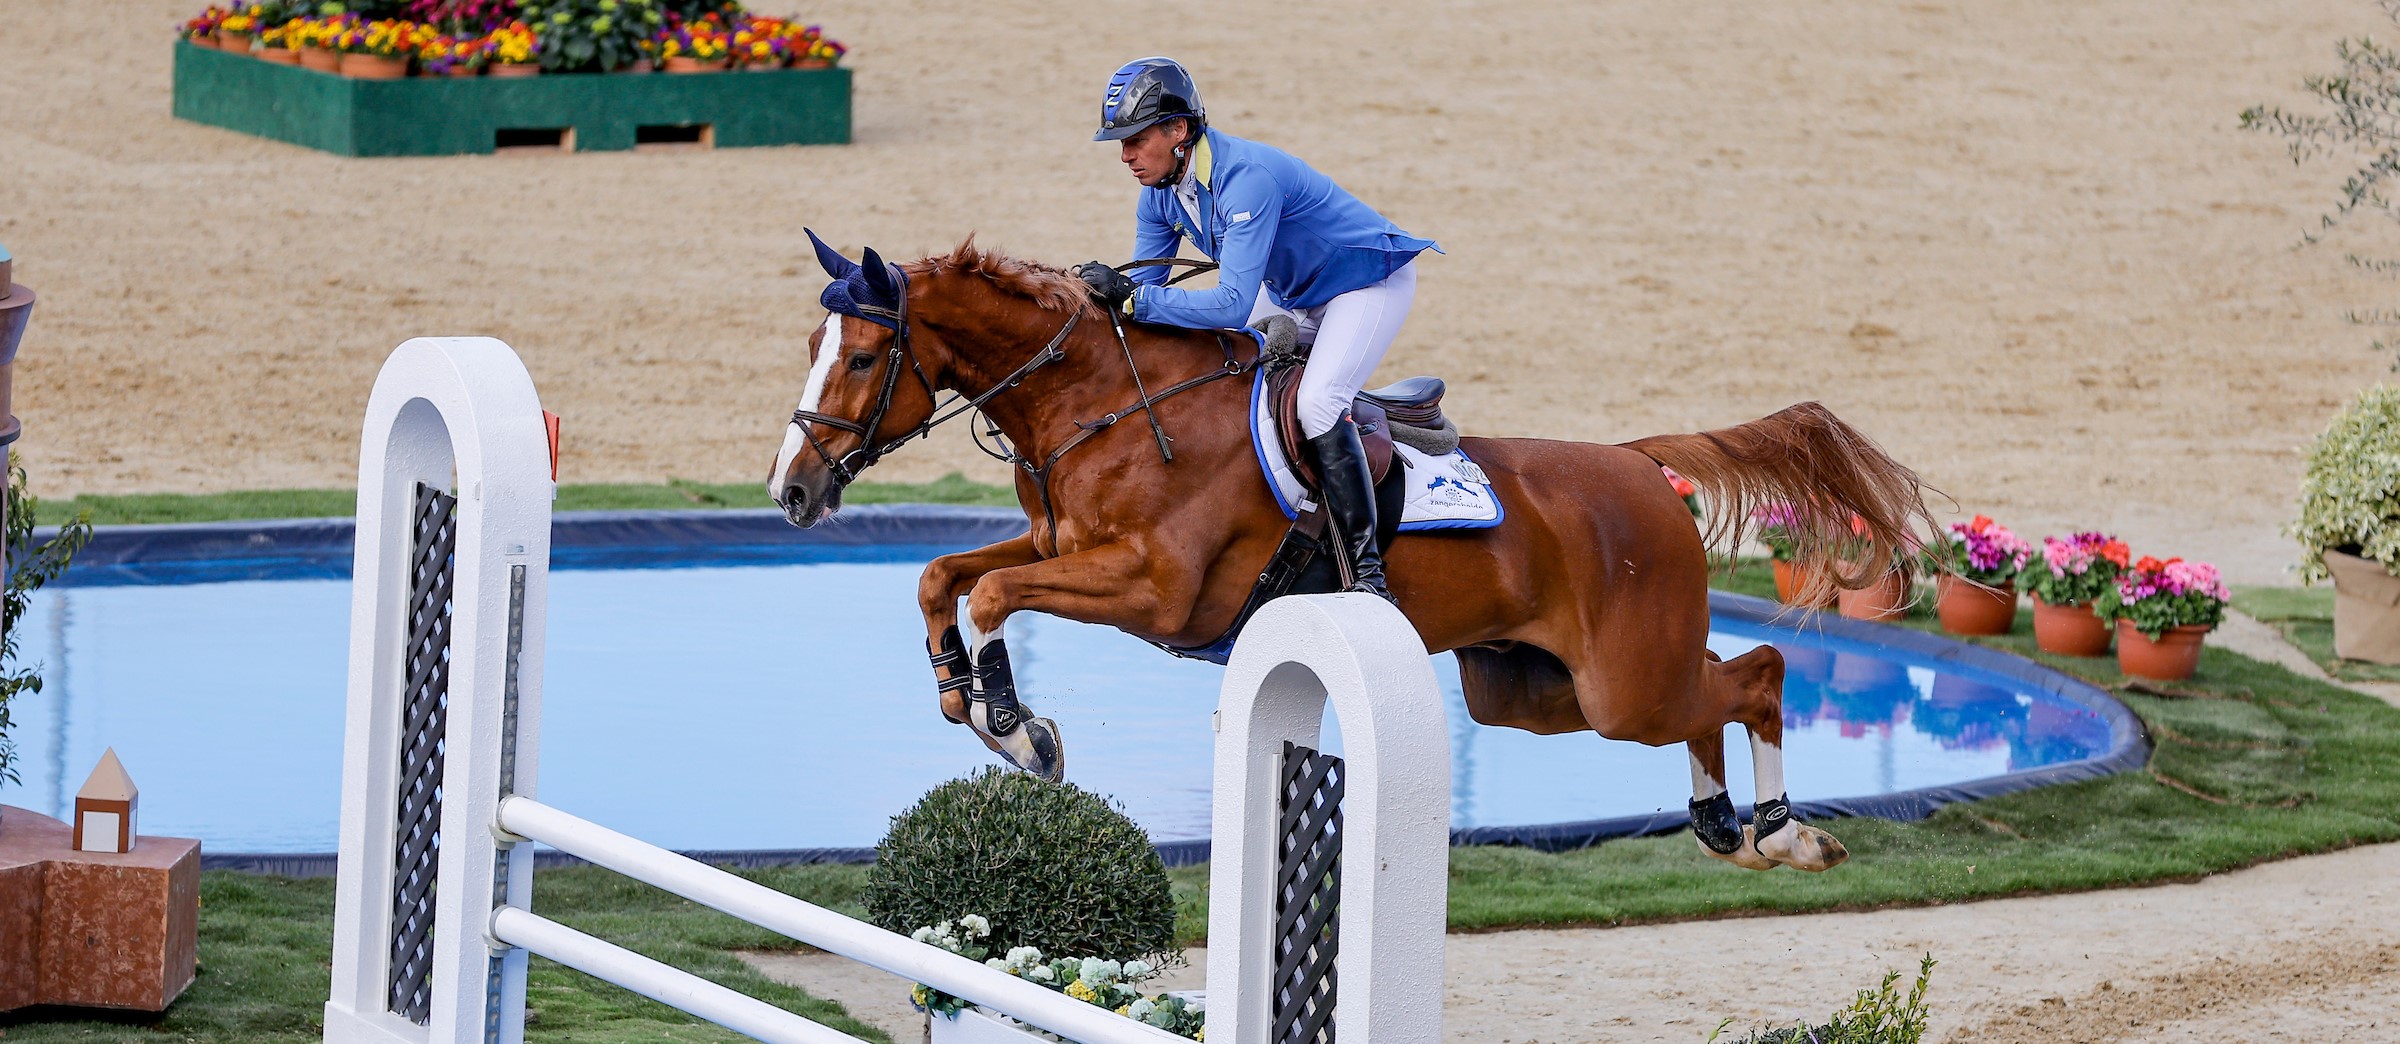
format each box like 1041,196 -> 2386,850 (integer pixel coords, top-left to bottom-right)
786,258 -> 1253,554
786,265 -> 1086,490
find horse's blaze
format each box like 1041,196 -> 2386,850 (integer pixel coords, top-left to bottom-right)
770,313 -> 849,513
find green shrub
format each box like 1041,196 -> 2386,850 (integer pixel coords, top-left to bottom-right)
2289,384 -> 2400,583
862,767 -> 1177,965
1711,955 -> 1936,1044
0,454 -> 90,796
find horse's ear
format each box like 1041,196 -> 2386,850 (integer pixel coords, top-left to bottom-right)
860,246 -> 902,299
806,228 -> 858,280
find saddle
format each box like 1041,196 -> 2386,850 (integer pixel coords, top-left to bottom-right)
1255,314 -> 1462,494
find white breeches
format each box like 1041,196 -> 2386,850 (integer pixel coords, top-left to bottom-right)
1247,260 -> 1418,438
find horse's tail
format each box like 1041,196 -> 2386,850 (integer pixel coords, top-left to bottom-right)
1621,402 -> 1944,606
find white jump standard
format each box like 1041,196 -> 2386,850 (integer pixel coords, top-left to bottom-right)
323,337 -> 1452,1044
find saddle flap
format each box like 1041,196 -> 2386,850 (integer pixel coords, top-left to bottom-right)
1270,364 -> 1394,493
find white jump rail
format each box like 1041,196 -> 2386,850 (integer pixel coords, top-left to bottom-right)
324,337 -> 1449,1044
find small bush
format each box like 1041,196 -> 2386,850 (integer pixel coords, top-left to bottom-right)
2290,384 -> 2400,582
862,767 -> 1177,965
1710,955 -> 1936,1044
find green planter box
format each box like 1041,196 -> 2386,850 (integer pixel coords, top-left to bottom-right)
171,40 -> 849,156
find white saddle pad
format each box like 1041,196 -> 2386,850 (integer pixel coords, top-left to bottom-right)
1248,368 -> 1504,531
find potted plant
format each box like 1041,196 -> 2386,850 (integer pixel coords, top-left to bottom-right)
1754,502 -> 1832,607
338,18 -> 424,78
256,20 -> 304,63
2094,556 -> 2229,680
787,23 -> 841,68
217,7 -> 259,51
2290,384 -> 2400,663
299,15 -> 349,72
658,20 -> 729,71
2020,532 -> 2130,656
1927,515 -> 2029,635
484,20 -> 539,75
730,15 -> 784,69
520,0 -> 661,72
864,767 -> 1187,1042
1835,513 -> 1909,622
419,32 -> 484,75
181,6 -> 229,47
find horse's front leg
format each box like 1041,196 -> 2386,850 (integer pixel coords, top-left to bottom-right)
959,542 -> 1194,783
919,534 -> 1043,731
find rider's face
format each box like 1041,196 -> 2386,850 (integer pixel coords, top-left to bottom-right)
1118,121 -> 1190,188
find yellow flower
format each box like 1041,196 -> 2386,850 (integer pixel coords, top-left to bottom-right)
1064,980 -> 1098,1003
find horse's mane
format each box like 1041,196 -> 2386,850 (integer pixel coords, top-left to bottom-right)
907,237 -> 1088,314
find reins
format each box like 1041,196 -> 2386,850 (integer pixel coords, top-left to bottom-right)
788,256 -> 1254,558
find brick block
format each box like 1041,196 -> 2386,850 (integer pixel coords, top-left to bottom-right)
0,805 -> 200,1012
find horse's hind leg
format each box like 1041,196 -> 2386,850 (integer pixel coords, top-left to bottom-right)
1720,646 -> 1850,872
1687,728 -> 1776,871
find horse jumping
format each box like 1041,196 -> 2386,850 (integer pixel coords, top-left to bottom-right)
768,237 -> 1940,872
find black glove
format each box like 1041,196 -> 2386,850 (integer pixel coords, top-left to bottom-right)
1075,261 -> 1137,312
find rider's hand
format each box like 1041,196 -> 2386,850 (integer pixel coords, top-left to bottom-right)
1075,262 -> 1137,314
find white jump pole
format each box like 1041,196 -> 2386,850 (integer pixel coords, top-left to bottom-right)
325,337 -> 1451,1044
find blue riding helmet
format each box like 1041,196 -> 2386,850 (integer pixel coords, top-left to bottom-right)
1093,57 -> 1204,142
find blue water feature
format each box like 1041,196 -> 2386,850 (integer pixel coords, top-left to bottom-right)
2,538 -> 2124,855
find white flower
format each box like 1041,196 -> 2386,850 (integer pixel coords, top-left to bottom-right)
1029,965 -> 1055,983
1124,960 -> 1152,981
1128,999 -> 1157,1020
911,927 -> 936,944
1080,958 -> 1121,985
1007,946 -> 1044,966
986,957 -> 1009,971
960,915 -> 992,937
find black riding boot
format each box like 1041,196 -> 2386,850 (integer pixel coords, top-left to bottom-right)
1306,418 -> 1396,604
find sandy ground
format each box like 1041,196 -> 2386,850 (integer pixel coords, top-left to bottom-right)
745,838 -> 2400,1044
2,0 -> 2394,585
727,605 -> 2400,1044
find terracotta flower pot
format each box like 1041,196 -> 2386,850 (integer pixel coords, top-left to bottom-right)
218,31 -> 254,53
444,64 -> 480,77
2032,600 -> 2111,657
793,57 -> 832,69
1936,577 -> 2016,636
487,62 -> 540,78
2115,621 -> 2209,681
301,46 -> 342,73
1772,559 -> 1835,607
1838,569 -> 1909,621
664,56 -> 728,73
258,47 -> 301,65
340,52 -> 409,78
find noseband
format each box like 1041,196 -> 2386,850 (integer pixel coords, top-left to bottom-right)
787,268 -> 1084,490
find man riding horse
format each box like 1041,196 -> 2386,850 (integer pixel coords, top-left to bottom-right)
1073,57 -> 1437,605
769,59 -> 1943,875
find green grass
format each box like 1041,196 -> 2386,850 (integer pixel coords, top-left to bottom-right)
8,559 -> 2398,1039
31,473 -> 1018,526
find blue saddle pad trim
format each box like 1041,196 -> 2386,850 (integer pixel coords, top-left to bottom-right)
1247,367 -> 1504,532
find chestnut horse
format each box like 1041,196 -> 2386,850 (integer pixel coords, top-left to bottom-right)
768,238 -> 1938,872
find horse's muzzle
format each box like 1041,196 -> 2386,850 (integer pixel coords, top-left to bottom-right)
776,479 -> 841,528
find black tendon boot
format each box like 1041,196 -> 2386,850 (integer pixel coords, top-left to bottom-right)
1306,418 -> 1397,604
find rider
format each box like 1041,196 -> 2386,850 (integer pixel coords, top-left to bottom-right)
1075,57 -> 1437,603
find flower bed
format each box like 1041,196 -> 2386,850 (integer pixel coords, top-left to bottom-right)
170,0 -> 849,155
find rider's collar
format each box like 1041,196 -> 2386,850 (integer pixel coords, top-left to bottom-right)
806,227 -> 905,331
1188,132 -> 1214,189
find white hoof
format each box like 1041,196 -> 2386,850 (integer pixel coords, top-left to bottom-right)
1755,820 -> 1849,872
1698,825 -> 1781,871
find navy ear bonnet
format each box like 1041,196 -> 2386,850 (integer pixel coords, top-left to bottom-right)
808,228 -> 905,330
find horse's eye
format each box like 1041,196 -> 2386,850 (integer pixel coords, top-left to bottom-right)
848,353 -> 875,372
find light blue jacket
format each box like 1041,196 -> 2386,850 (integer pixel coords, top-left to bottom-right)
1128,129 -> 1437,329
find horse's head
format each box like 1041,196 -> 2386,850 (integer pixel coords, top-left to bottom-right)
767,231 -> 942,527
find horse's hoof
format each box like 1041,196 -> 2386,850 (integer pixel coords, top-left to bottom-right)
1699,826 -> 1780,871
1018,717 -> 1065,783
1757,821 -> 1849,872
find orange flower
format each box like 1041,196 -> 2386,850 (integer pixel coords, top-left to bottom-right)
2101,540 -> 2131,568
1968,514 -> 1994,533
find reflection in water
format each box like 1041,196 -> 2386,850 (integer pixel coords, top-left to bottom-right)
3,563 -> 2121,852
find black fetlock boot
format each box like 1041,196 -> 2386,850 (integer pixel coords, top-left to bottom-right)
1306,417 -> 1397,605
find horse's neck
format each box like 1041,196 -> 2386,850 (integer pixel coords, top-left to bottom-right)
947,312 -> 1223,462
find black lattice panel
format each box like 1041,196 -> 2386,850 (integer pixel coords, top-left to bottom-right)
1273,741 -> 1344,1044
388,483 -> 459,1024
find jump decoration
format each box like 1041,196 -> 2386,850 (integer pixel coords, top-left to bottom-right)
177,1 -> 843,76
171,0 -> 851,155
